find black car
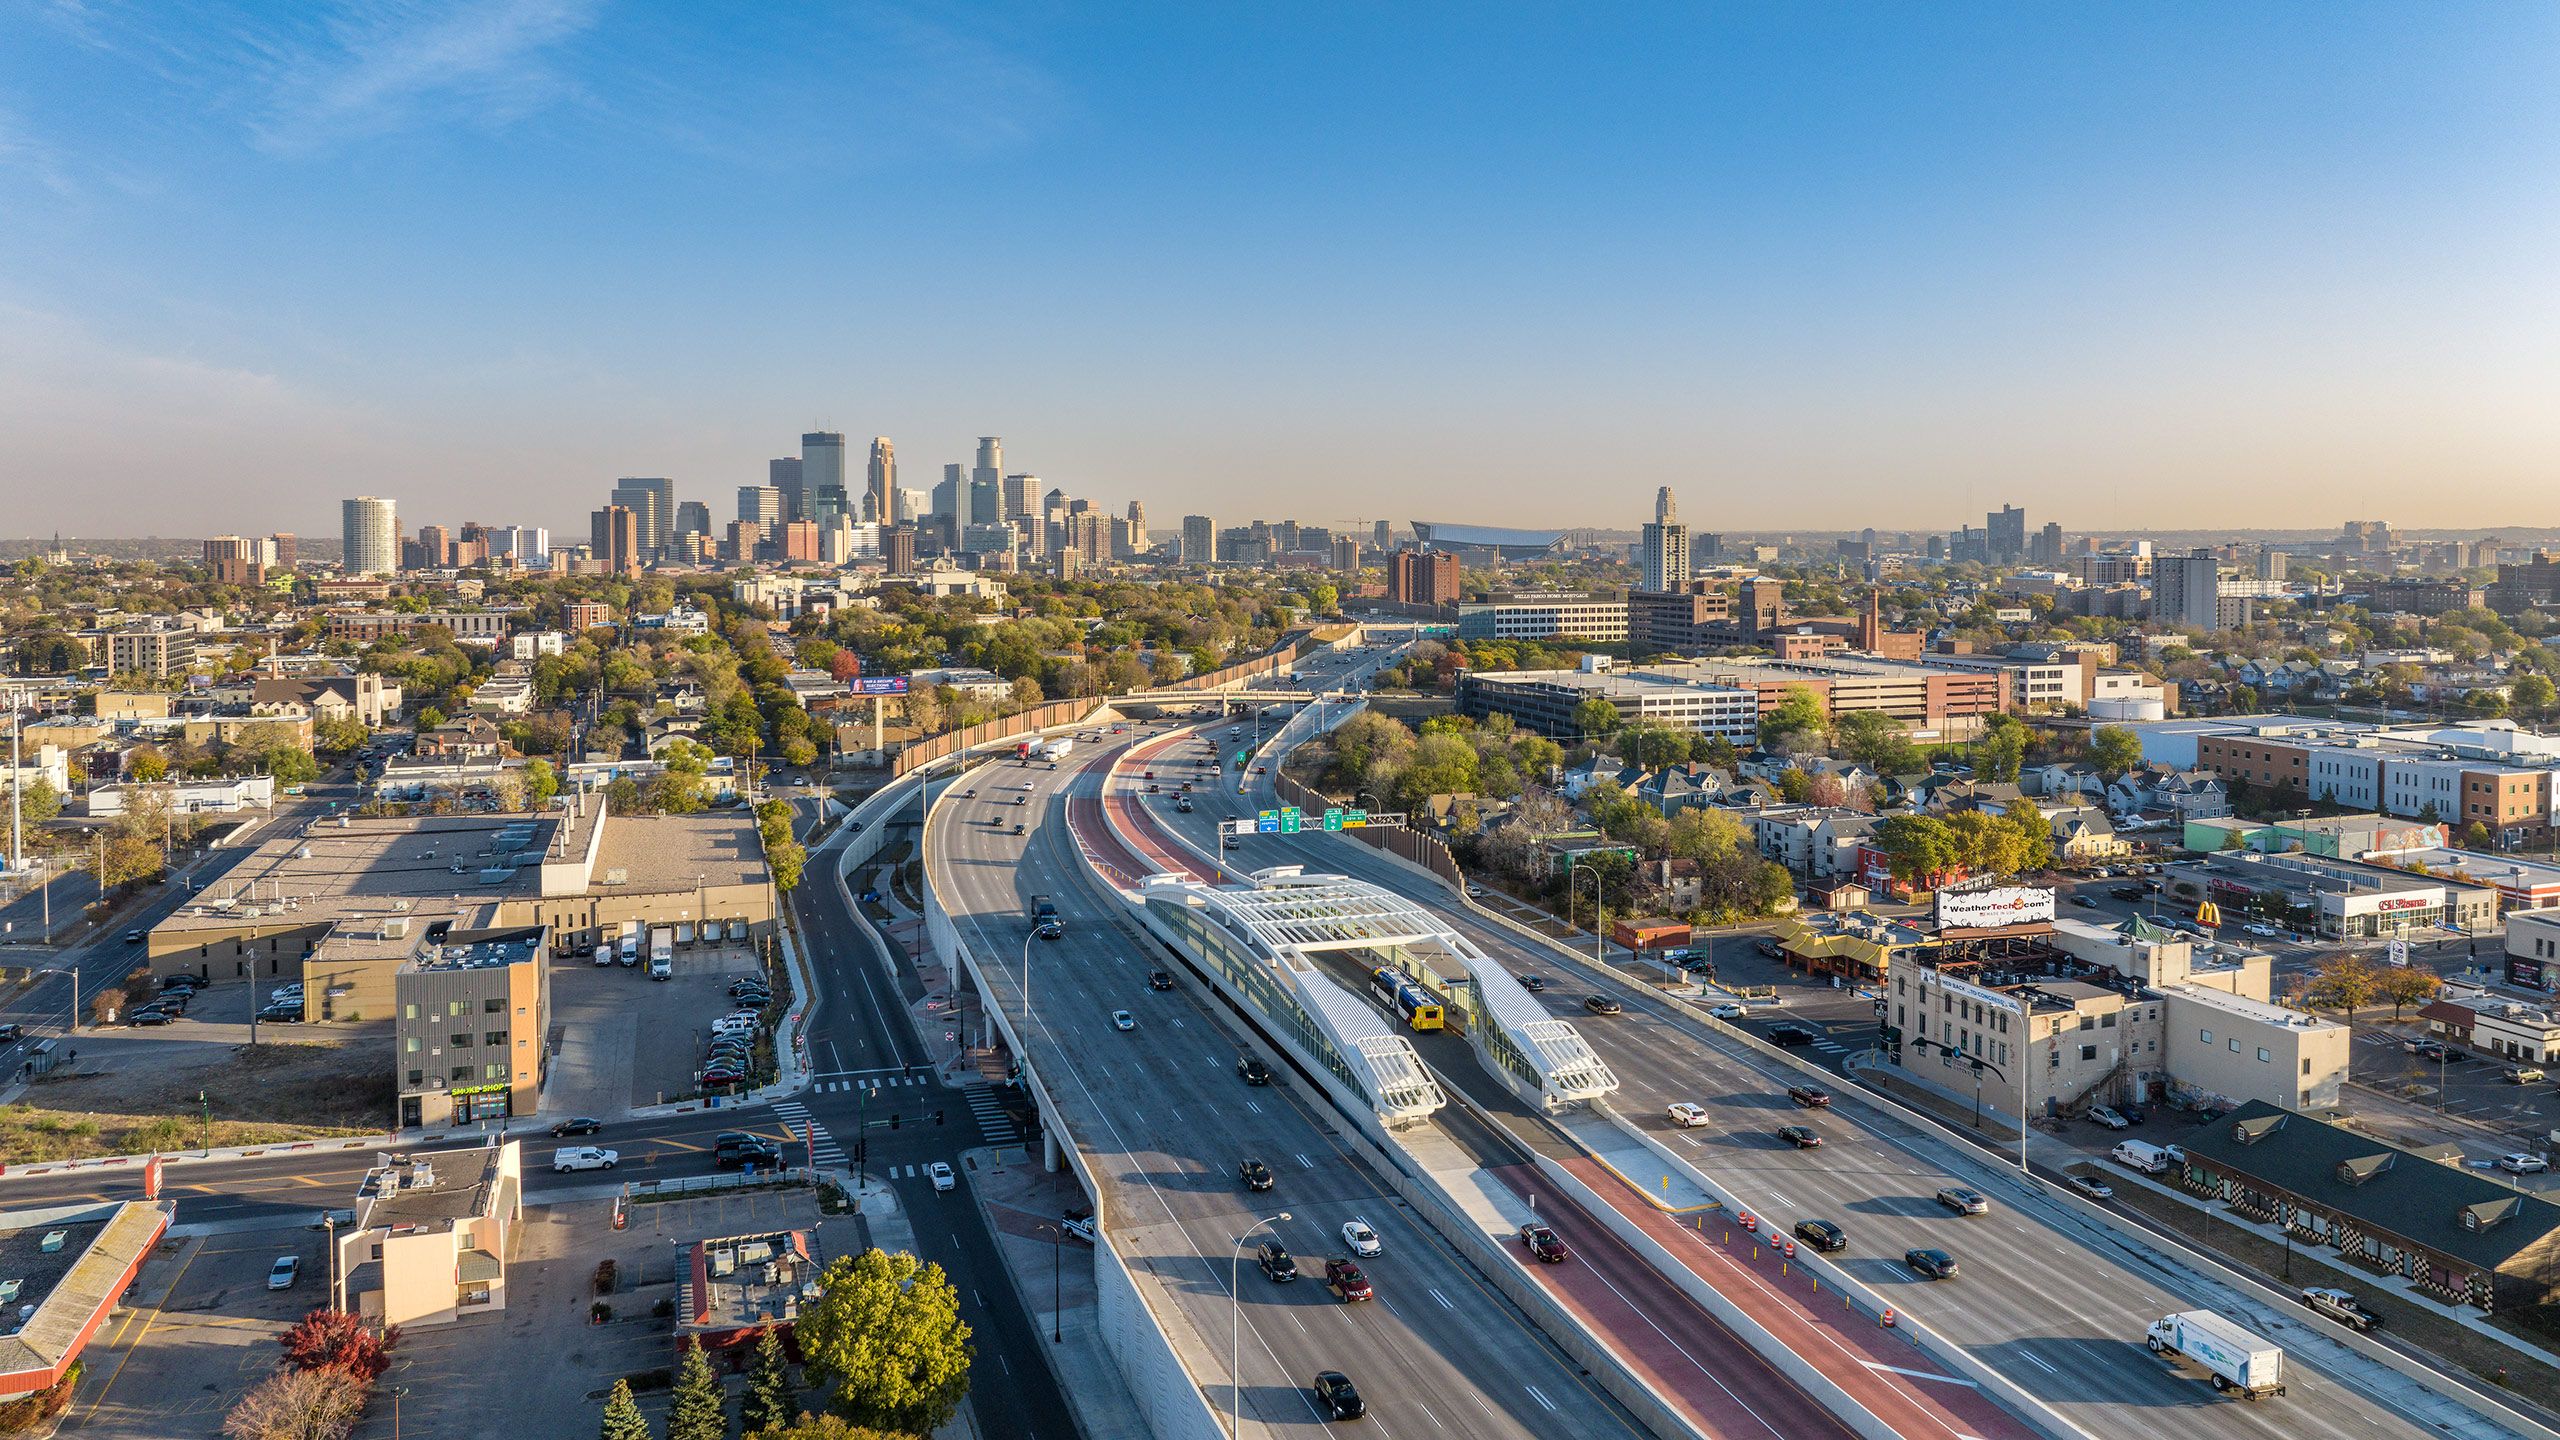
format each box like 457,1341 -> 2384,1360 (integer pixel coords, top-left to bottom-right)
716,1142 -> 782,1170
1238,1058 -> 1273,1086
162,975 -> 204,994
1768,1023 -> 1820,1047
1582,995 -> 1622,1016
1148,971 -> 1176,991
2070,895 -> 2098,909
728,979 -> 771,999
549,1117 -> 605,1137
0,1023 -> 22,1045
1256,1241 -> 1298,1282
127,1007 -> 174,1026
1776,1125 -> 1822,1149
1792,1219 -> 1848,1253
1517,974 -> 1548,993
257,1003 -> 304,1023
1314,1371 -> 1366,1421
1904,1247 -> 1958,1280
2109,886 -> 2145,902
1238,1158 -> 1275,1192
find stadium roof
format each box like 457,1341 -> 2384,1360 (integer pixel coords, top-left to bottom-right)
1410,521 -> 1567,558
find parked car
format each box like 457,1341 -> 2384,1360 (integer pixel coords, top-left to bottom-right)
1786,1085 -> 1831,1109
1582,995 -> 1622,1016
267,1256 -> 301,1290
1341,1219 -> 1382,1257
1792,1219 -> 1848,1253
549,1117 -> 605,1137
1775,1125 -> 1822,1149
2507,1067 -> 2547,1085
2299,1286 -> 2382,1332
1666,1102 -> 1711,1128
1256,1241 -> 1298,1282
1238,1158 -> 1275,1192
2499,1153 -> 2550,1175
2066,1173 -> 2115,1200
1519,1224 -> 1570,1263
127,1006 -> 174,1027
257,1003 -> 305,1023
2071,895 -> 2099,909
1313,1371 -> 1366,1421
1324,1257 -> 1373,1301
1754,938 -> 1783,958
927,1161 -> 956,1192
553,1147 -> 619,1172
1904,1247 -> 1959,1280
1934,1186 -> 1989,1216
2085,1106 -> 2131,1131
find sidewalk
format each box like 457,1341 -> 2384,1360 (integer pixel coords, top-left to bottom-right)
963,1146 -> 1145,1440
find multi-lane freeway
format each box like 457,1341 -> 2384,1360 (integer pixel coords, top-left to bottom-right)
1132,684 -> 2538,1440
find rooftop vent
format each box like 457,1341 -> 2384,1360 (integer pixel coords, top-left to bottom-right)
38,1231 -> 66,1253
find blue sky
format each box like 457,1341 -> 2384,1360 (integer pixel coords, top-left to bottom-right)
5,1 -> 2558,537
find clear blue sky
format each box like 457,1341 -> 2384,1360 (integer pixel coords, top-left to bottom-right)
5,2 -> 2557,537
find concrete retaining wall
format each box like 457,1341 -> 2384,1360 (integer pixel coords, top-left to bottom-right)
1093,1228 -> 1228,1440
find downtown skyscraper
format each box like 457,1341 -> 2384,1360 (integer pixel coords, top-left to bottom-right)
867,436 -> 895,525
1639,485 -> 1689,592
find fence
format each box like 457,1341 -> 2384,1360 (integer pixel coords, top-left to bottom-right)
1272,764 -> 1465,890
892,698 -> 1105,777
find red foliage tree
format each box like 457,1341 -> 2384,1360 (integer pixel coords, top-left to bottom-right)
829,648 -> 862,682
278,1309 -> 400,1382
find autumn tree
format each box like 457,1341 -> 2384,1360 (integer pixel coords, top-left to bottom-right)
795,1249 -> 973,1436
278,1308 -> 400,1382
1758,686 -> 1830,753
221,1367 -> 365,1440
2306,952 -> 2382,1019
2374,963 -> 2442,1021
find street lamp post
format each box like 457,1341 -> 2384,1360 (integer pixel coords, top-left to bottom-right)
1567,861 -> 1604,965
1047,1219 -> 1065,1343
1020,929 -> 1038,1031
1230,1211 -> 1292,1438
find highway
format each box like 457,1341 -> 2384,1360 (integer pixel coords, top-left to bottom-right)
930,724 -> 1661,1439
1147,694 -> 2538,1440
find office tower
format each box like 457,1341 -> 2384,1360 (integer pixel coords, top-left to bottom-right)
414,525 -> 452,569
270,533 -> 298,571
932,463 -> 963,524
1987,504 -> 2026,564
802,433 -> 847,528
896,488 -> 927,524
1125,502 -> 1148,555
781,520 -> 822,564
590,505 -> 641,577
738,485 -> 783,528
1275,520 -> 1302,554
202,535 -> 256,568
2259,548 -> 2289,581
1373,520 -> 1392,551
723,521 -> 763,564
1331,535 -> 1359,571
611,478 -> 675,559
1639,486 -> 1689,592
883,527 -> 918,575
1389,549 -> 1462,606
491,525 -> 549,563
1182,514 -> 1217,564
675,500 -> 711,539
1004,472 -> 1040,522
769,456 -> 805,523
2152,548 -> 2222,629
2030,521 -> 2064,567
863,437 -> 895,525
2342,520 -> 2393,557
341,497 -> 398,577
973,436 -> 1004,498
967,473 -> 1001,527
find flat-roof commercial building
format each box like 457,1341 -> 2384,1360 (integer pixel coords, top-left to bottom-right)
334,1143 -> 522,1329
2187,849 -> 2497,939
1454,591 -> 1630,643
0,1201 -> 172,1400
677,1229 -> 822,1357
2177,1102 -> 2560,1311
395,929 -> 549,1128
1455,660 -> 1758,744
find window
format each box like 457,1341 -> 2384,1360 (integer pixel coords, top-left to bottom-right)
485,1063 -> 505,1080
2258,1047 -> 2272,1063
2079,1015 -> 2095,1031
2302,1058 -> 2311,1075
2229,1037 -> 2241,1052
403,1037 -> 419,1054
451,1065 -> 471,1082
2199,1029 -> 2214,1045
2080,1045 -> 2097,1062
451,1033 -> 472,1048
447,1001 -> 466,1018
2101,1013 -> 2118,1029
402,1004 -> 419,1020
484,998 -> 504,1013
406,1069 -> 423,1086
484,1031 -> 506,1047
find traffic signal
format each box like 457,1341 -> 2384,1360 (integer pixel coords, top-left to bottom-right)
890,1113 -> 900,1130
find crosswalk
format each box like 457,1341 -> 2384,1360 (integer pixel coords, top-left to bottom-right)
962,1085 -> 1022,1147
1810,1040 -> 1848,1055
769,1100 -> 847,1168
811,1074 -> 932,1093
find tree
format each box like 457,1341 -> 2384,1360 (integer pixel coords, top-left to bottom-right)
1572,697 -> 1621,740
2305,952 -> 2381,1019
1873,814 -> 1960,890
796,1249 -> 972,1435
1832,710 -> 1916,775
2088,725 -> 2143,779
743,1326 -> 799,1435
414,705 -> 446,732
1758,686 -> 1830,752
278,1308 -> 400,1381
599,1377 -> 655,1440
2511,672 -> 2557,717
2001,797 -> 2053,873
129,746 -> 169,783
1974,717 -> 2027,783
11,777 -> 61,824
526,758 -> 560,810
768,838 -> 807,892
750,1418 -> 909,1440
2374,963 -> 2442,1020
668,1337 -> 726,1440
222,1367 -> 365,1440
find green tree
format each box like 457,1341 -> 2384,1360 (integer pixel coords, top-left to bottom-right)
2511,672 -> 2557,717
1758,685 -> 1830,752
414,705 -> 446,732
768,838 -> 807,892
796,1249 -> 973,1436
2374,963 -> 2442,1020
667,1337 -> 725,1440
525,758 -> 559,810
1974,716 -> 2027,783
129,746 -> 169,783
743,1326 -> 799,1434
2002,798 -> 2053,873
1872,814 -> 1960,890
2088,725 -> 2143,778
1572,697 -> 1621,740
11,777 -> 61,824
1832,710 -> 1916,774
750,1418 -> 908,1440
599,1378 -> 654,1440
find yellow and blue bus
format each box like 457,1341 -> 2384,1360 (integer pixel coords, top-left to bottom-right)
1370,967 -> 1444,1032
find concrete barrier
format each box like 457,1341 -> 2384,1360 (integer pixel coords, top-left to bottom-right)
1093,1230 -> 1227,1440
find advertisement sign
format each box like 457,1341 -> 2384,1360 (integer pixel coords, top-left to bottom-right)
2388,938 -> 2410,966
853,676 -> 910,695
2508,955 -> 2548,991
2373,895 -> 2430,913
1934,884 -> 2056,930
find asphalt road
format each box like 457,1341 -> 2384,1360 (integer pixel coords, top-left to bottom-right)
936,719 -> 1652,1437
1154,744 -> 2538,1440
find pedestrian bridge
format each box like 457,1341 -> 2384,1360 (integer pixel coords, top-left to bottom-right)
1135,867 -> 1615,1121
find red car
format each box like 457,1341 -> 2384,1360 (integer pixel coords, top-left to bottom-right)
1519,1224 -> 1570,1264
1324,1258 -> 1373,1302
1786,1086 -> 1832,1109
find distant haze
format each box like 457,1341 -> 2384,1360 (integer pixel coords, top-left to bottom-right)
4,5 -> 2557,534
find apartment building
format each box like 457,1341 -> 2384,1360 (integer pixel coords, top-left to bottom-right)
334,1143 -> 522,1329
394,929 -> 549,1128
1654,653 -> 2010,732
1454,591 -> 1630,643
2190,720 -> 2560,847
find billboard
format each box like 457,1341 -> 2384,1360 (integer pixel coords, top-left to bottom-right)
852,676 -> 910,695
1934,883 -> 2055,930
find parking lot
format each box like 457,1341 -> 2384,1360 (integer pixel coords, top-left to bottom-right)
68,1222 -> 337,1440
545,943 -> 771,1116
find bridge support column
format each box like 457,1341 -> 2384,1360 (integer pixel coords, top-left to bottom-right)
1043,1121 -> 1064,1172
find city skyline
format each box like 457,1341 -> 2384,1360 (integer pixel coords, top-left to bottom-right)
6,5 -> 2560,534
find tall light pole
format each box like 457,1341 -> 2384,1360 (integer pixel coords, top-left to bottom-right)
1019,929 -> 1038,1031
1567,860 -> 1604,964
35,966 -> 78,1037
1230,1211 -> 1291,1438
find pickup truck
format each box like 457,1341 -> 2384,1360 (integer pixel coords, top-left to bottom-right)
2297,1286 -> 2381,1332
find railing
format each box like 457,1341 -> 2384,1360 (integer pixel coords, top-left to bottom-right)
892,698 -> 1108,776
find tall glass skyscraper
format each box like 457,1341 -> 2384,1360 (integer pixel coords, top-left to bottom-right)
341,496 -> 398,576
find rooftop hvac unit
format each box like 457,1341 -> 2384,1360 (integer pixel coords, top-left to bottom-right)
710,1248 -> 737,1278
384,918 -> 409,939
0,1280 -> 18,1304
478,867 -> 512,885
600,867 -> 628,886
737,1241 -> 775,1266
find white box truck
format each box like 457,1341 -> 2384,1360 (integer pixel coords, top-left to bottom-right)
1036,737 -> 1074,763
2146,1310 -> 2285,1399
617,919 -> 641,966
2113,1139 -> 2178,1174
648,925 -> 675,980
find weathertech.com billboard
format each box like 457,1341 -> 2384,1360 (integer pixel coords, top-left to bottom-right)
1935,884 -> 2056,930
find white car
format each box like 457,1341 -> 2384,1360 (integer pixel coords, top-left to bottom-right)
1666,1102 -> 1711,1128
267,1255 -> 300,1290
927,1161 -> 957,1192
1706,1003 -> 1747,1021
2499,1153 -> 2550,1175
2242,923 -> 2281,937
1112,1009 -> 1136,1031
1342,1219 -> 1382,1257
553,1146 -> 619,1172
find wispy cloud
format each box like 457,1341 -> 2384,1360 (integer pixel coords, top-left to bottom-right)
0,103 -> 77,195
247,0 -> 605,154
